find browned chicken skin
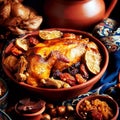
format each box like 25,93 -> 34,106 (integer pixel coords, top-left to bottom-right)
24,37 -> 89,86
26,51 -> 69,80
32,37 -> 89,72
26,51 -> 70,86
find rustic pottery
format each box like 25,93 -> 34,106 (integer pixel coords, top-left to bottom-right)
43,0 -> 117,30
76,95 -> 119,120
15,98 -> 46,120
2,28 -> 109,102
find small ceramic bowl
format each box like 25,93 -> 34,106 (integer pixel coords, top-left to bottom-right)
0,77 -> 9,110
76,94 -> 119,120
15,97 -> 46,120
0,109 -> 12,120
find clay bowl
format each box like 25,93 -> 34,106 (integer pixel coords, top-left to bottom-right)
15,98 -> 46,120
1,28 -> 109,102
76,94 -> 119,120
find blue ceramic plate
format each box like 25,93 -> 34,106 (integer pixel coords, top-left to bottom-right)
0,109 -> 12,120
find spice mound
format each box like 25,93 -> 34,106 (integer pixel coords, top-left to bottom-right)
78,98 -> 114,120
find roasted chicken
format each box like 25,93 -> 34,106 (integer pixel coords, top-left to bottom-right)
3,31 -> 102,88
31,37 -> 89,71
21,37 -> 88,86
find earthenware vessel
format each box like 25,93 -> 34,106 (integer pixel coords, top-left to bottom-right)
76,94 -> 119,120
43,0 -> 117,30
2,28 -> 109,102
15,98 -> 46,120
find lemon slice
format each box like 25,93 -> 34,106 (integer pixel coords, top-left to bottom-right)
39,30 -> 63,40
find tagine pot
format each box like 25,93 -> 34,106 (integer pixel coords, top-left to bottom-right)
43,0 -> 117,30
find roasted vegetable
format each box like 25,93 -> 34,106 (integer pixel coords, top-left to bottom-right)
0,0 -> 42,35
39,78 -> 71,88
39,30 -> 63,40
84,42 -> 102,74
15,38 -> 29,51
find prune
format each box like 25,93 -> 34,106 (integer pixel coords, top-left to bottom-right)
80,64 -> 89,79
59,73 -> 77,86
67,62 -> 80,75
74,62 -> 81,68
68,68 -> 79,76
52,70 -> 61,79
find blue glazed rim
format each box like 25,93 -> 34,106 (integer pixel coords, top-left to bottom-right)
0,77 -> 8,99
0,109 -> 12,120
0,77 -> 9,109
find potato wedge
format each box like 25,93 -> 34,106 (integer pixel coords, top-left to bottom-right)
40,78 -> 71,88
39,30 -> 63,40
87,41 -> 99,49
15,38 -> 29,51
84,42 -> 102,74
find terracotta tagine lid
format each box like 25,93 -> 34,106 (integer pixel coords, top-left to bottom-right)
43,0 -> 117,31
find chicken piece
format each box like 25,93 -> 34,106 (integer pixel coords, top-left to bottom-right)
23,38 -> 88,87
25,51 -> 69,86
0,0 -> 11,21
15,56 -> 28,81
32,37 -> 89,72
27,53 -> 57,80
26,75 -> 39,87
3,55 -> 18,71
39,78 -> 71,88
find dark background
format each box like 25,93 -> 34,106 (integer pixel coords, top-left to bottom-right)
108,0 -> 120,22
1,1 -> 120,119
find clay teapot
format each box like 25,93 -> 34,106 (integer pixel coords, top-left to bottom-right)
43,0 -> 117,31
